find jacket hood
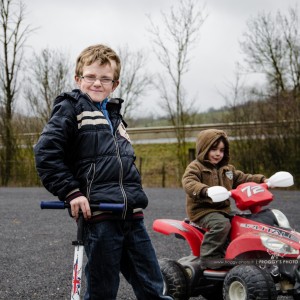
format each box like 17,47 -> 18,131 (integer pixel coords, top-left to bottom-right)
54,89 -> 83,106
196,129 -> 230,165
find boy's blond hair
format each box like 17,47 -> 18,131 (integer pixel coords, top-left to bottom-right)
75,44 -> 121,80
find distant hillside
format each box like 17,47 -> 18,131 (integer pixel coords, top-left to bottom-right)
126,106 -> 229,128
125,91 -> 297,128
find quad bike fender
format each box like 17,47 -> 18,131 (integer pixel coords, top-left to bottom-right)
153,219 -> 204,256
225,233 -> 266,259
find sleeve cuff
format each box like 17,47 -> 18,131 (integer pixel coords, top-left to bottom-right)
65,190 -> 84,203
200,187 -> 208,197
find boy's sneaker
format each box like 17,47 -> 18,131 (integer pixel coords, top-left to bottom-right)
200,258 -> 227,270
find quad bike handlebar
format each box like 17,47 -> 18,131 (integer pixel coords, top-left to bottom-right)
266,171 -> 294,188
207,171 -> 294,203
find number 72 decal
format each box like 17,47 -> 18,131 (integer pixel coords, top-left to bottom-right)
240,185 -> 265,197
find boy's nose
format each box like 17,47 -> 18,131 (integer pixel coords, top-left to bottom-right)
94,79 -> 103,85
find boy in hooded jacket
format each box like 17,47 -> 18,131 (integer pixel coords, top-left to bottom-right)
34,44 -> 171,300
182,129 -> 267,269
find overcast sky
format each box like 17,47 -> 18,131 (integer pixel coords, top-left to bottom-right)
25,0 -> 299,118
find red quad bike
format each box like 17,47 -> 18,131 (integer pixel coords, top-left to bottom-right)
153,172 -> 300,300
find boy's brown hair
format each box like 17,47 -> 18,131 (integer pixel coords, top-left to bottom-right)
75,44 -> 121,80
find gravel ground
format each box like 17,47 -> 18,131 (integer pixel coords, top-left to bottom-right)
0,187 -> 299,300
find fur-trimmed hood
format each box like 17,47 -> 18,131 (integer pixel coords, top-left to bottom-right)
196,129 -> 230,166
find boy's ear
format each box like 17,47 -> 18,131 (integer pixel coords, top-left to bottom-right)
112,80 -> 120,91
74,75 -> 81,86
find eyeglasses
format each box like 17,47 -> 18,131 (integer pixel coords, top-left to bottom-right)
80,75 -> 115,85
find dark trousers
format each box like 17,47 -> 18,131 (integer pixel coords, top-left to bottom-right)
83,219 -> 172,300
196,212 -> 231,259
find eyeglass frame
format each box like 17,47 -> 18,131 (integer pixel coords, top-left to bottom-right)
79,75 -> 115,85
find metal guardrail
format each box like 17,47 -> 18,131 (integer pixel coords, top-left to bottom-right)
0,120 -> 295,145
127,120 -> 292,143
128,120 -> 290,134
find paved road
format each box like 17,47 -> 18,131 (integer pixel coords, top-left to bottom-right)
0,187 -> 299,300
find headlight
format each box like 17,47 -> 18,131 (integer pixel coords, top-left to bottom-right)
271,209 -> 291,229
261,234 -> 299,255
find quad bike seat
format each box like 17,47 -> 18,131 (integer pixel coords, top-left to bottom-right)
184,218 -> 207,234
237,208 -> 279,227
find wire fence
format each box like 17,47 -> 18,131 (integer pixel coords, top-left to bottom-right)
1,158 -> 183,188
136,157 -> 181,188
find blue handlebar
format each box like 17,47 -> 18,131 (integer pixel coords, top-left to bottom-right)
96,203 -> 124,212
40,201 -> 125,212
40,201 -> 66,209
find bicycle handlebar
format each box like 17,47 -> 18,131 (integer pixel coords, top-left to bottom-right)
40,201 -> 125,212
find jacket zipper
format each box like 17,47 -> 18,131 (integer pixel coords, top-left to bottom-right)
99,101 -> 127,218
113,128 -> 127,219
86,163 -> 95,201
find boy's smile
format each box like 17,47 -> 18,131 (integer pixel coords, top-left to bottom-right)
75,61 -> 119,102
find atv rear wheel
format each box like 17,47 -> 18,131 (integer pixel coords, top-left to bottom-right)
159,259 -> 189,300
223,265 -> 277,300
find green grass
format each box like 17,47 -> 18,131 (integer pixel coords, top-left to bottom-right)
133,142 -> 194,187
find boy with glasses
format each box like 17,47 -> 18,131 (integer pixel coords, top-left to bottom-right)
34,44 -> 171,300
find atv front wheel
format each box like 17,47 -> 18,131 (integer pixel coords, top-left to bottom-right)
223,265 -> 277,300
159,259 -> 189,300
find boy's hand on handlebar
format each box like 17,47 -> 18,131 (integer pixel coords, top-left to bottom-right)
70,196 -> 91,220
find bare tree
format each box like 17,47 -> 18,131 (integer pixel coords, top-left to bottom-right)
240,7 -> 300,121
220,68 -> 267,173
148,0 -> 206,178
24,48 -> 73,124
240,7 -> 300,95
0,0 -> 33,185
114,45 -> 152,119
225,6 -> 300,177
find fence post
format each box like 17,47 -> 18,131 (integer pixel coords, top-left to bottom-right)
138,157 -> 143,176
161,162 -> 166,188
188,148 -> 196,162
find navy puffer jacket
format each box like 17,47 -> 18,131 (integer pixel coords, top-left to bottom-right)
34,89 -> 148,216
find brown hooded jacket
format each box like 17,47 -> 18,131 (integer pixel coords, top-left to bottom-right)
182,129 -> 265,222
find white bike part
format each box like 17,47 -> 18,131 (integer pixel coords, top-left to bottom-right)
71,245 -> 84,300
207,186 -> 231,202
267,171 -> 294,188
